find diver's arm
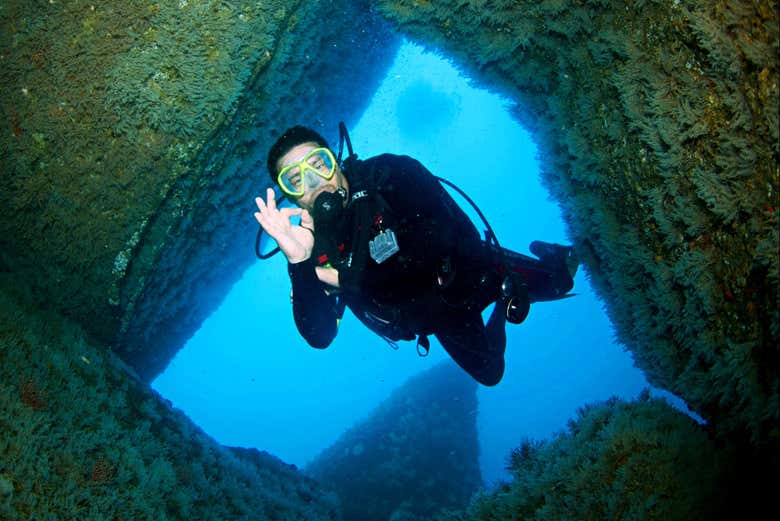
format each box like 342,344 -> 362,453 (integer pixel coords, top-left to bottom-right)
288,259 -> 339,349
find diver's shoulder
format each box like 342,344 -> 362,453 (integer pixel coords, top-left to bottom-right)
361,153 -> 423,173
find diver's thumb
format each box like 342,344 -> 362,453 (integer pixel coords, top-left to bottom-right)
300,209 -> 314,228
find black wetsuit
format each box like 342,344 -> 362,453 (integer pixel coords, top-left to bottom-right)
287,154 -> 573,386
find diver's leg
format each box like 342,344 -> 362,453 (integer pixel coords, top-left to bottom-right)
438,242 -> 502,313
499,271 -> 530,324
484,302 -> 507,349
433,308 -> 506,386
440,246 -> 530,324
488,243 -> 577,303
529,241 -> 579,278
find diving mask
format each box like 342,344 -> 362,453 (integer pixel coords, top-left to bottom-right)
277,147 -> 336,198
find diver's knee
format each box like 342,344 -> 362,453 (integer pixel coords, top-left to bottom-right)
475,361 -> 504,386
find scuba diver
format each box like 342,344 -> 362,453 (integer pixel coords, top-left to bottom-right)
254,124 -> 578,386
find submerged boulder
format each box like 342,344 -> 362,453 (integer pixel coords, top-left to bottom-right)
463,393 -> 732,520
306,362 -> 482,521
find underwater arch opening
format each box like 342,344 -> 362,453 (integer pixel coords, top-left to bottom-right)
3,1 -> 773,517
152,40 -> 660,488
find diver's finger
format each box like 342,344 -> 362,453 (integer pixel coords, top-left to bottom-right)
266,187 -> 277,212
255,210 -> 272,231
255,208 -> 284,240
300,209 -> 314,227
254,202 -> 272,224
279,207 -> 303,220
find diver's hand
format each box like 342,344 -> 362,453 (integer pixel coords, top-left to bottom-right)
315,266 -> 340,288
254,188 -> 314,264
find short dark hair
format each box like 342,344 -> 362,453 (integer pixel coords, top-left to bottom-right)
266,126 -> 330,184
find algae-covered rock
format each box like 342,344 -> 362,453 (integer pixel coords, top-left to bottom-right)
0,1 -> 394,518
306,362 -> 482,521
460,392 -> 731,521
0,276 -> 341,520
2,0 -> 778,518
0,0 -> 399,381
374,0 -> 779,448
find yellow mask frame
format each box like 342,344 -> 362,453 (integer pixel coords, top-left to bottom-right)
277,147 -> 336,198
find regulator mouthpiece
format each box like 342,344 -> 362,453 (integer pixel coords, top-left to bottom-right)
312,189 -> 345,227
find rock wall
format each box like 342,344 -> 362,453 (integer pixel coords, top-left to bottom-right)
2,0 -> 778,518
0,276 -> 340,519
1,0 -> 397,518
461,393 -> 733,520
0,0 -> 399,381
306,362 -> 482,521
374,0 -> 778,448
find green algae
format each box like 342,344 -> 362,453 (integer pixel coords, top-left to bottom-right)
458,393 -> 732,521
0,275 -> 340,519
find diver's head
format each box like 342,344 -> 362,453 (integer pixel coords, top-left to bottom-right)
267,126 -> 349,214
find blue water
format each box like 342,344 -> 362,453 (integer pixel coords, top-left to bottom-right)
153,40 -> 673,489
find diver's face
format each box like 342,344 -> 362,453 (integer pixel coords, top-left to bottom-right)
277,142 -> 347,211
